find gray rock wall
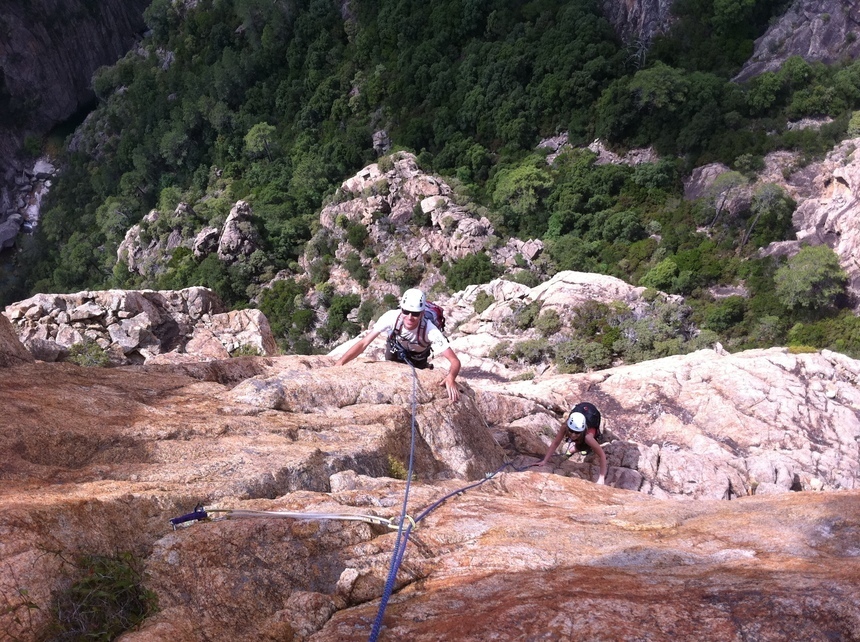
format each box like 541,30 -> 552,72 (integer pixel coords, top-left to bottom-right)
734,0 -> 860,82
600,0 -> 675,45
0,0 -> 150,169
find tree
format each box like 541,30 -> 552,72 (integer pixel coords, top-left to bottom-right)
774,245 -> 847,311
491,159 -> 553,235
848,111 -> 860,137
444,253 -> 499,292
629,62 -> 689,112
639,257 -> 679,291
741,183 -> 794,250
244,122 -> 277,160
705,170 -> 747,229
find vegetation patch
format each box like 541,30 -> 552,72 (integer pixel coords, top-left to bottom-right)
67,339 -> 111,367
49,552 -> 157,641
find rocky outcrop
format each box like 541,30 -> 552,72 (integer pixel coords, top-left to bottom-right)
599,0 -> 675,46
118,200 -> 264,278
477,346 -> 860,498
0,159 -> 55,249
301,151 -> 544,320
538,134 -> 659,166
330,270 -> 686,382
684,137 -> 860,307
117,205 -> 200,277
0,311 -> 33,367
751,138 -> 860,307
1,348 -> 859,640
217,200 -> 261,262
2,287 -> 278,364
734,0 -> 860,82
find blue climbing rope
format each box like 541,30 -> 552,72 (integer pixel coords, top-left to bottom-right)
368,354 -> 420,641
367,350 -> 536,641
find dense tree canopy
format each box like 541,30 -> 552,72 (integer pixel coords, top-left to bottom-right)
4,0 -> 860,359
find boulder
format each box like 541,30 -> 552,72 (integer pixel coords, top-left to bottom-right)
217,200 -> 261,262
0,312 -> 33,367
0,212 -> 23,249
192,226 -> 220,258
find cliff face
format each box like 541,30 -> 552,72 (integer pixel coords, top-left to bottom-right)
0,0 -> 150,169
600,0 -> 675,45
0,344 -> 858,640
734,0 -> 860,82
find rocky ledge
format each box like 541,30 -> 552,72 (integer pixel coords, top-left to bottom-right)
2,286 -> 277,364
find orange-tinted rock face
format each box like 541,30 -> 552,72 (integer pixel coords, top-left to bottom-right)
1,354 -> 859,641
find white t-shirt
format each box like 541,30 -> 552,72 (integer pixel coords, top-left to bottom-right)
373,309 -> 450,355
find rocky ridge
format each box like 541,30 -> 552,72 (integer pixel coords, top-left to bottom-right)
2,286 -> 278,364
303,151 -> 543,303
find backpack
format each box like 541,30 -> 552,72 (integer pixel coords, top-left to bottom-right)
568,402 -> 602,439
423,301 -> 446,335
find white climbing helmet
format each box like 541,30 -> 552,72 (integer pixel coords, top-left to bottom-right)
400,288 -> 426,313
567,411 -> 586,432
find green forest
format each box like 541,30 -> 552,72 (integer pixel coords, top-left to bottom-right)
6,0 -> 860,363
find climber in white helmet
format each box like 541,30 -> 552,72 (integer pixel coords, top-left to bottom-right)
335,288 -> 461,402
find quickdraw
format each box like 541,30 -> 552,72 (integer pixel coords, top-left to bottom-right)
169,504 -> 412,532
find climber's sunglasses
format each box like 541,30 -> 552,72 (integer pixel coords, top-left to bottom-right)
401,309 -> 422,317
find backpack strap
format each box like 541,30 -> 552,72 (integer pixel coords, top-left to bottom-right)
388,311 -> 431,350
392,311 -> 404,336
418,313 -> 428,346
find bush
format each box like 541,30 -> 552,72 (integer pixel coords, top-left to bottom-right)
554,338 -> 612,373
750,314 -> 785,346
510,338 -> 552,364
488,340 -> 512,361
639,257 -> 679,291
511,339 -> 553,365
474,291 -> 495,315
67,338 -> 110,367
230,345 -> 263,357
387,454 -> 415,480
343,251 -> 370,286
444,253 -> 499,292
326,293 -> 361,338
50,552 -> 156,641
509,300 -> 542,331
505,269 -> 541,288
346,222 -> 369,248
535,309 -> 562,337
258,279 -> 308,338
379,250 -> 423,288
357,297 -> 385,327
775,245 -> 847,311
703,296 -> 746,333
